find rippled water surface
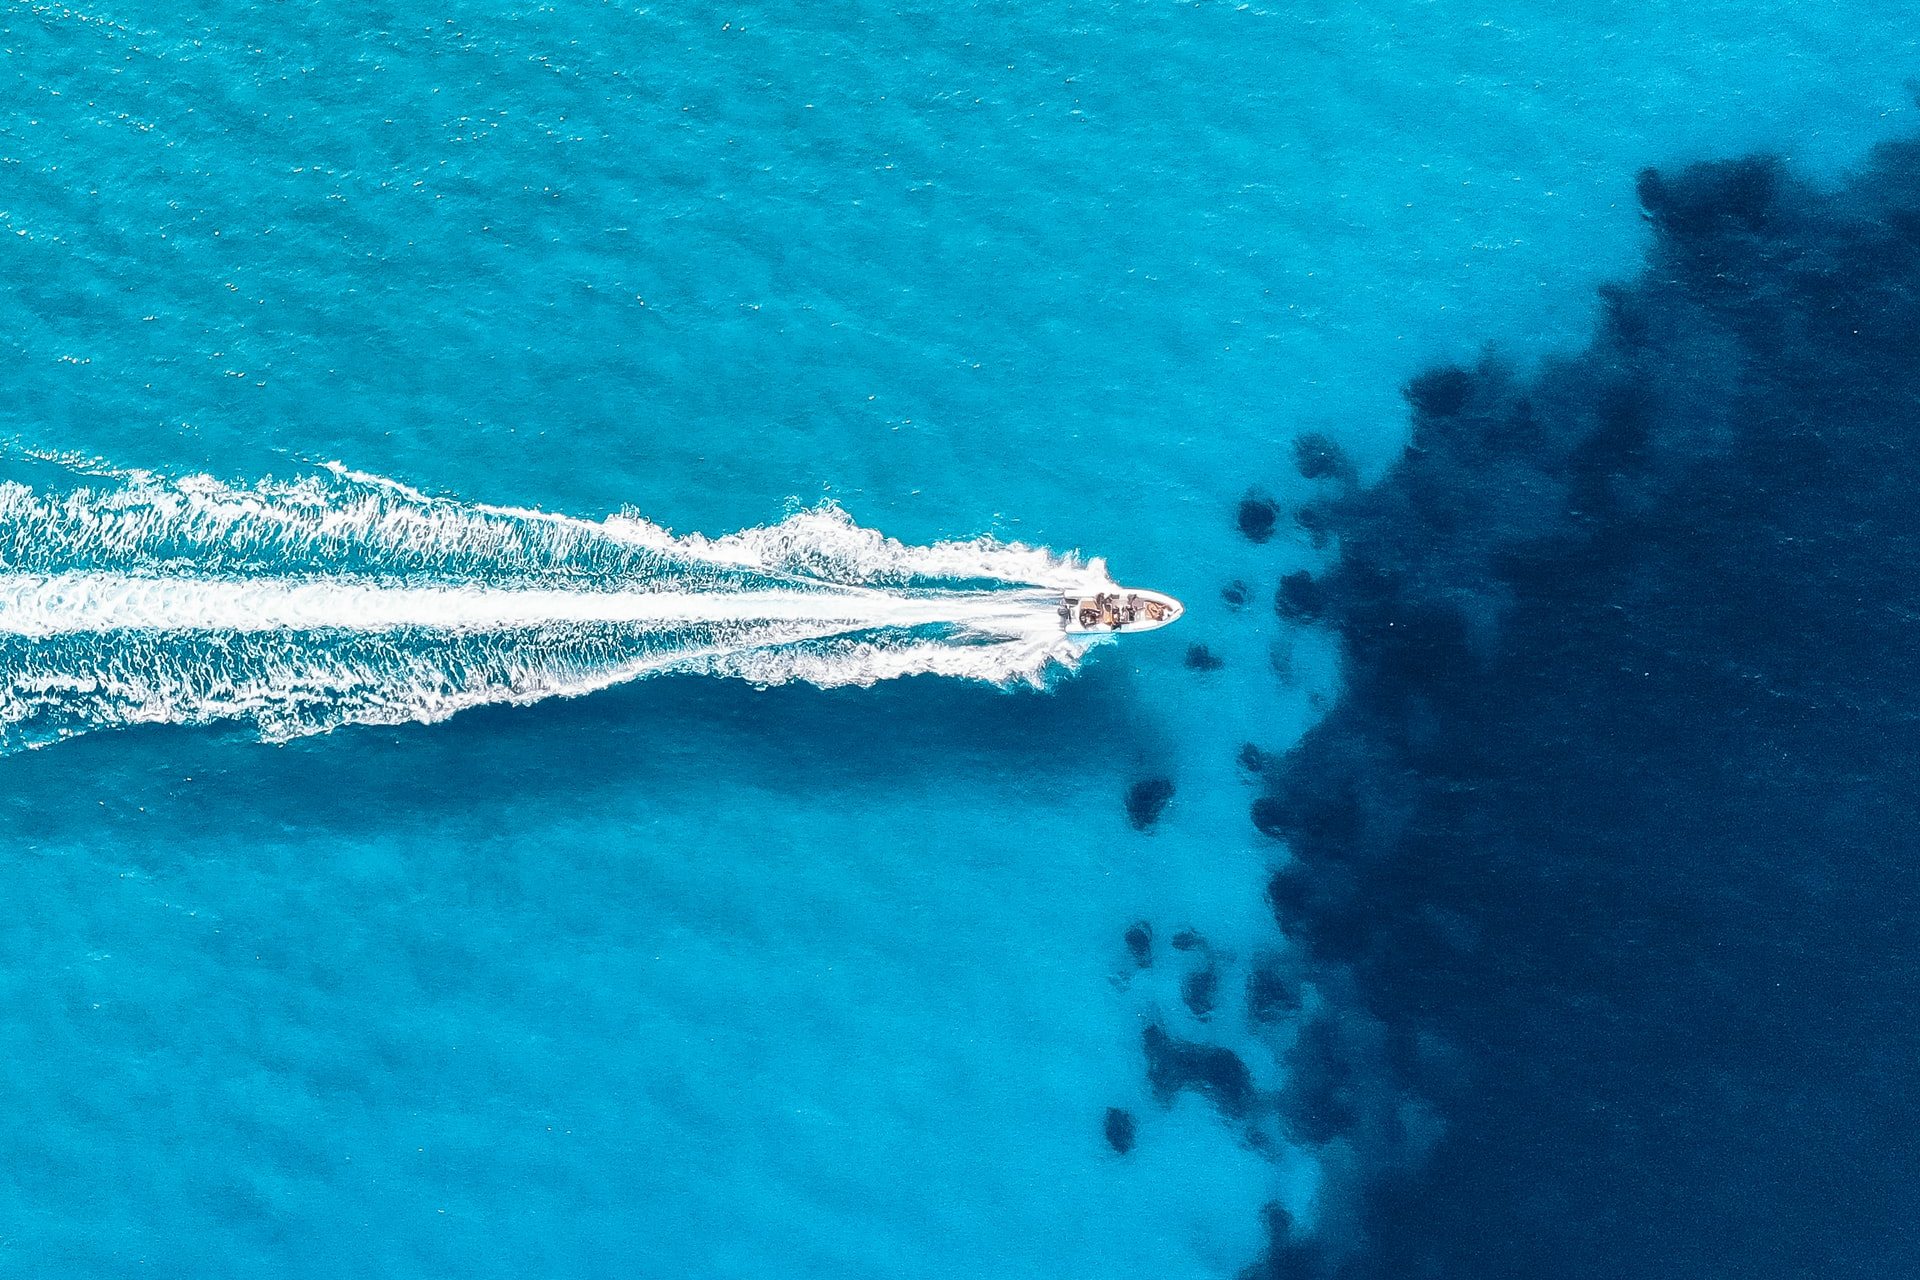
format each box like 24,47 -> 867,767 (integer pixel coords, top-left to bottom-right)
2,1 -> 1915,1275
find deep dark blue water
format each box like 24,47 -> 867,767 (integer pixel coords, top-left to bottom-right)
1256,143 -> 1920,1277
2,1 -> 1918,1275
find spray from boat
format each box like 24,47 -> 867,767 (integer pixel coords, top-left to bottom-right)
0,464 -> 1179,751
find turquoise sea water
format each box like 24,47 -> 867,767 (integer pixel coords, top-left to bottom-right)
2,2 -> 1915,1274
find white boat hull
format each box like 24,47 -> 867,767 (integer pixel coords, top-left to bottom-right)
1062,588 -> 1183,634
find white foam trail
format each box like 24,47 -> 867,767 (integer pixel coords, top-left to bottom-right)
0,467 -> 1114,750
0,574 -> 1058,638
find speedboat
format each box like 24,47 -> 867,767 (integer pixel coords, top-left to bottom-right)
1061,588 -> 1183,635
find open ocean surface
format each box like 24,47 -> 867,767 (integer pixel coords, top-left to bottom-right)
3,2 -> 1917,1276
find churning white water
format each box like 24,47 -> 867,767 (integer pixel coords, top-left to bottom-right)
0,466 -> 1115,749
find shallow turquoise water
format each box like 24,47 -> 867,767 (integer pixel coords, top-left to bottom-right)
0,2 -> 1914,1274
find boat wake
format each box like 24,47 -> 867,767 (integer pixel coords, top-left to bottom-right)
0,464 -> 1115,751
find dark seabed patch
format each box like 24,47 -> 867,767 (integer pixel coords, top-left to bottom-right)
1124,778 -> 1175,831
1180,959 -> 1219,1021
1290,433 -> 1357,487
1236,493 -> 1280,543
1143,1023 -> 1256,1121
1103,1106 -> 1137,1155
1243,956 -> 1298,1025
1246,133 -> 1920,1277
1273,570 -> 1326,623
1184,643 -> 1226,671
